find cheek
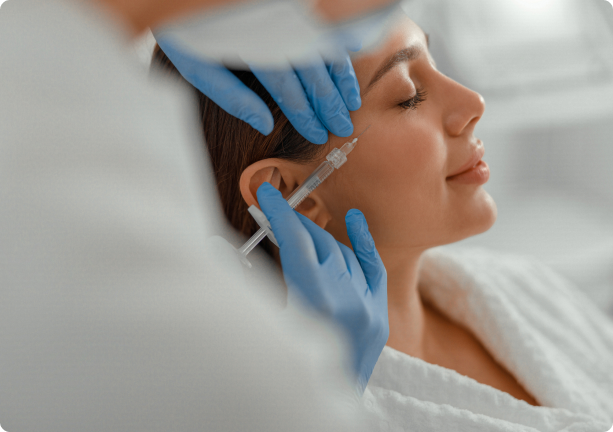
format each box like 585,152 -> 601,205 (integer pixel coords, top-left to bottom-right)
321,121 -> 447,244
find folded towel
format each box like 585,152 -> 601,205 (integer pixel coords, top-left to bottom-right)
363,246 -> 613,432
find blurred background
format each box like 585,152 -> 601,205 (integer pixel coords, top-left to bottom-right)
133,0 -> 613,316
412,0 -> 613,316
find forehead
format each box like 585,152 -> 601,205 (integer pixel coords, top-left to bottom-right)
352,15 -> 426,89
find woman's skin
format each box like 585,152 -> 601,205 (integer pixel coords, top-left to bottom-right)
241,15 -> 540,406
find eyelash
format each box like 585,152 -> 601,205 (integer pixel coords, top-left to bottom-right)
399,87 -> 428,111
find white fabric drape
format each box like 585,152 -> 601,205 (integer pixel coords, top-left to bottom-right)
364,246 -> 613,431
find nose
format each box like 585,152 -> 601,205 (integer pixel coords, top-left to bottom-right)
441,75 -> 486,137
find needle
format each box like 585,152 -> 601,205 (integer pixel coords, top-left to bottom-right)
355,124 -> 372,139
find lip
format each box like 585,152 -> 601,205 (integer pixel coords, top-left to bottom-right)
446,160 -> 490,185
447,144 -> 485,178
446,141 -> 490,185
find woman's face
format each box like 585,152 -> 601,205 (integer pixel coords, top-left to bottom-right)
313,15 -> 497,252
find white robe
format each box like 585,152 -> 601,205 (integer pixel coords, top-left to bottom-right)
363,246 -> 613,431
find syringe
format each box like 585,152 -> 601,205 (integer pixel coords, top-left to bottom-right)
235,125 -> 372,268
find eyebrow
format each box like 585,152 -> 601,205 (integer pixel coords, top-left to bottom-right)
363,33 -> 430,96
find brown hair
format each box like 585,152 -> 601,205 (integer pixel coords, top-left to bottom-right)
150,44 -> 326,260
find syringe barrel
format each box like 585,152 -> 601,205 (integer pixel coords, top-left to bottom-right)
235,127 -> 369,266
287,161 -> 335,209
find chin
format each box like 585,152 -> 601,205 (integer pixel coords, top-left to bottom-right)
449,189 -> 498,243
473,190 -> 497,234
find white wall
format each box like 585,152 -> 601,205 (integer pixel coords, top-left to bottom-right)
415,0 -> 613,314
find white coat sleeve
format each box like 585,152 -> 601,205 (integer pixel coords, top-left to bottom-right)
0,0 -> 369,430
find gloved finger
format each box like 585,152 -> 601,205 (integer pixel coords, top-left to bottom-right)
294,58 -> 354,138
250,66 -> 329,144
157,37 -> 274,135
294,212 -> 347,270
337,242 -> 369,289
257,183 -> 317,263
345,209 -> 386,295
328,53 -> 361,112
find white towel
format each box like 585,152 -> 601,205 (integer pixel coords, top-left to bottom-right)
362,247 -> 613,432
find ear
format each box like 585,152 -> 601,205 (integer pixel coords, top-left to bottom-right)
239,159 -> 333,230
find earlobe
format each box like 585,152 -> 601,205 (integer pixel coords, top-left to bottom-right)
239,159 -> 333,230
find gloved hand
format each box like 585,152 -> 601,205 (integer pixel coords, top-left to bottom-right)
155,36 -> 361,144
257,183 -> 389,395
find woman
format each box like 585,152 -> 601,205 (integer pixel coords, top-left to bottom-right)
151,12 -> 613,431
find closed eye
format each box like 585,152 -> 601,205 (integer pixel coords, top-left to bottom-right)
399,87 -> 428,111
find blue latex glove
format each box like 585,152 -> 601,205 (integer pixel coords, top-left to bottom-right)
257,183 -> 389,395
155,36 -> 361,144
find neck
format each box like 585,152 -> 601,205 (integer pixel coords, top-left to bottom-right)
378,246 -> 431,358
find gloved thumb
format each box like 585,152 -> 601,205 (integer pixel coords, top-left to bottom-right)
345,209 -> 386,295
